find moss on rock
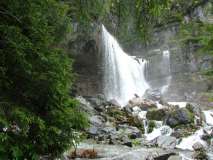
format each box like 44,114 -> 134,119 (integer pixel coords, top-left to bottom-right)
146,109 -> 167,121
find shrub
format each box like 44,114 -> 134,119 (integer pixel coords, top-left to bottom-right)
70,148 -> 98,159
0,0 -> 88,159
148,120 -> 156,133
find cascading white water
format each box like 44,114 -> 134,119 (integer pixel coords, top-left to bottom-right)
160,50 -> 172,93
101,25 -> 149,106
143,119 -> 148,134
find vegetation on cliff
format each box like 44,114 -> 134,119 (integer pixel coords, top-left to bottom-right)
63,0 -> 209,43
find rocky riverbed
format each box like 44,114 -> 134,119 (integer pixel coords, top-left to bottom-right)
62,95 -> 213,160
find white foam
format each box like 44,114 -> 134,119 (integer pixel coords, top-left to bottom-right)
138,111 -> 147,120
203,110 -> 213,126
145,125 -> 173,141
156,101 -> 166,109
176,129 -> 207,151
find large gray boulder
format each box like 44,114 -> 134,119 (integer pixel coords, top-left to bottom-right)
165,108 -> 194,127
88,115 -> 105,136
157,136 -> 177,149
89,115 -> 105,127
117,124 -> 142,139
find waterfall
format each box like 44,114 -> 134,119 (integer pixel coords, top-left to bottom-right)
101,25 -> 149,106
160,50 -> 172,93
143,119 -> 148,134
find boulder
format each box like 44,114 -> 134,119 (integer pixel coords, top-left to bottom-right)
146,109 -> 167,121
128,97 -> 157,111
75,96 -> 97,115
157,136 -> 177,149
88,115 -> 105,136
101,122 -> 117,135
117,124 -> 142,139
89,115 -> 105,127
165,108 -> 194,127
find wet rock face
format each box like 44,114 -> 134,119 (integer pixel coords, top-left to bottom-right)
72,39 -> 102,97
66,23 -> 103,97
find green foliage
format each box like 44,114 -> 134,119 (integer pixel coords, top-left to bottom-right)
63,0 -> 112,34
178,20 -> 213,55
63,0 -> 170,43
61,0 -> 209,45
0,0 -> 88,159
148,120 -> 156,133
106,0 -> 170,43
202,69 -> 213,76
175,2 -> 213,78
132,139 -> 141,147
176,2 -> 213,57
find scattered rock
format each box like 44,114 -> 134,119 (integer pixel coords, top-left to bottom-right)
193,147 -> 208,160
193,142 -> 205,151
